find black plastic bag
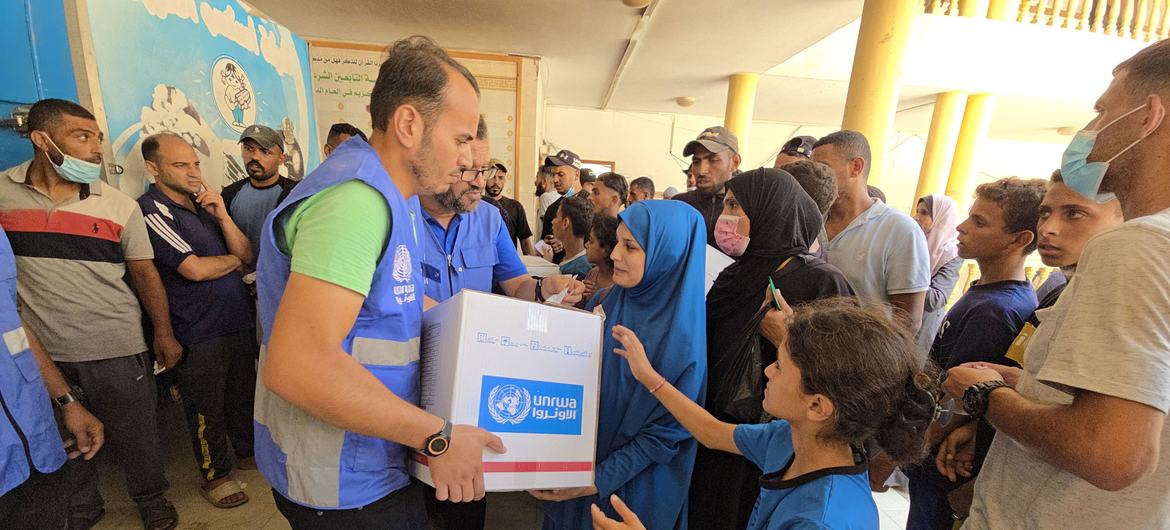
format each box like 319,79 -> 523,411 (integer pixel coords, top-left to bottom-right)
708,305 -> 771,423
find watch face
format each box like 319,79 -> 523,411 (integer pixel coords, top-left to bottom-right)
428,437 -> 449,456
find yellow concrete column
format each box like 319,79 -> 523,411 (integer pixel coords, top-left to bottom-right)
723,73 -> 759,160
841,0 -> 918,185
986,0 -> 1015,20
945,93 -> 997,210
914,91 -> 966,201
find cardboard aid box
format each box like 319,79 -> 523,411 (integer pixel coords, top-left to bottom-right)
410,289 -> 604,491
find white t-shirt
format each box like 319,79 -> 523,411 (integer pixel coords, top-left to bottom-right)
967,208 -> 1170,529
536,191 -> 561,237
820,200 -> 929,304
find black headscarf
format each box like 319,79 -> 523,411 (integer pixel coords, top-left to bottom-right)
705,169 -> 823,391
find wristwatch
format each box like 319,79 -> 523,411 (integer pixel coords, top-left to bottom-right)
53,392 -> 78,409
534,276 -> 546,302
422,419 -> 453,457
963,380 -> 1009,419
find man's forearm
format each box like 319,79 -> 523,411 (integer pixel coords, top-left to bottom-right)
219,217 -> 253,264
127,261 -> 176,339
25,322 -> 71,398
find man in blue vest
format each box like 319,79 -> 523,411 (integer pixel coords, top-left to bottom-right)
0,224 -> 105,529
417,116 -> 583,529
255,36 -> 506,529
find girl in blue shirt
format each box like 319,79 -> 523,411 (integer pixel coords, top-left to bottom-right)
596,296 -> 936,530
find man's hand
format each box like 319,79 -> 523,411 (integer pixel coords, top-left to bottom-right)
543,234 -> 563,255
955,362 -> 1023,389
154,334 -> 183,371
542,274 -> 585,304
527,485 -> 596,502
429,424 -> 506,502
942,366 -> 1004,401
935,420 -> 977,482
196,177 -> 229,222
61,403 -> 104,460
758,287 -> 793,348
590,495 -> 646,530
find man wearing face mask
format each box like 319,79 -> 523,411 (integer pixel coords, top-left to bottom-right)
673,126 -> 741,246
942,41 -> 1170,529
221,124 -> 298,264
415,115 -> 583,530
540,149 -> 583,263
0,98 -> 180,529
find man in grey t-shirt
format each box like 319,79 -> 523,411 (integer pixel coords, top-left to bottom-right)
222,125 -> 297,262
943,41 -> 1170,529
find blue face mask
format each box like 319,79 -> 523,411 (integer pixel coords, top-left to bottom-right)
40,133 -> 101,184
1060,105 -> 1148,203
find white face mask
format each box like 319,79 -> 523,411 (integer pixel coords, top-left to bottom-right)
39,133 -> 101,184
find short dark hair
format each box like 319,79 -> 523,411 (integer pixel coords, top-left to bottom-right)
140,132 -> 184,164
589,215 -> 620,267
327,122 -> 368,143
476,114 -> 488,141
1114,39 -> 1170,97
369,35 -> 479,133
866,185 -> 887,203
630,176 -> 655,197
974,177 -> 1048,253
27,98 -> 96,136
557,194 -> 594,239
813,130 -> 872,178
598,172 -> 629,206
782,160 -> 838,215
785,298 -> 936,466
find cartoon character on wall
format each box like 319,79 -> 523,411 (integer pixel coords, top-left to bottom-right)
221,63 -> 252,127
211,56 -> 256,133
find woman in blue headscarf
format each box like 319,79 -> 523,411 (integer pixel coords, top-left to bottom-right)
532,201 -> 707,530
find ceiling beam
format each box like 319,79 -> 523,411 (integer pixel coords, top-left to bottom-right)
601,0 -> 661,109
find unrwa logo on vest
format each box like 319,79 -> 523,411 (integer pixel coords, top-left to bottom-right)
487,384 -> 531,425
392,244 -> 412,283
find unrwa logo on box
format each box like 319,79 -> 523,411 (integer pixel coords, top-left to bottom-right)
479,375 -> 583,435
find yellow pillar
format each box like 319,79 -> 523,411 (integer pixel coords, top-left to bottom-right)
986,0 -> 1015,20
723,73 -> 759,161
840,0 -> 918,185
914,91 -> 966,201
945,93 -> 997,210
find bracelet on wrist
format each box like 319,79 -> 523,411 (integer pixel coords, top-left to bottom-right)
648,377 -> 667,394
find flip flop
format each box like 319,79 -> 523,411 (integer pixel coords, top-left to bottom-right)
139,500 -> 178,530
200,479 -> 249,509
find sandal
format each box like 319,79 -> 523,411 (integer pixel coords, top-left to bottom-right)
139,499 -> 178,530
236,455 -> 257,470
68,507 -> 105,530
200,479 -> 249,509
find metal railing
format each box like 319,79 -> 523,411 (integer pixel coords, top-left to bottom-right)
925,0 -> 1170,42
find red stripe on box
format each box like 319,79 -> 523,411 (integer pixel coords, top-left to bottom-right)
412,453 -> 593,473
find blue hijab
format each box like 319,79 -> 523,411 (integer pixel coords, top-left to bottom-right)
543,201 -> 708,530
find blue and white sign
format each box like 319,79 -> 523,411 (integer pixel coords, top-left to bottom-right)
479,375 -> 583,435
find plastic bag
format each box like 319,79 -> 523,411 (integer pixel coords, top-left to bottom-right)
708,305 -> 770,423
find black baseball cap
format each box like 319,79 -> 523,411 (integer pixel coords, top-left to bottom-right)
780,136 -> 816,158
580,168 -> 598,183
239,125 -> 284,151
683,126 -> 739,157
544,149 -> 581,169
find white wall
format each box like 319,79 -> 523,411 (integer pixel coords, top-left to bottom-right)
542,105 -> 1070,215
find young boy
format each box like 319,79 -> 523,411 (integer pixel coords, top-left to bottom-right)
906,178 -> 1048,530
551,194 -> 594,280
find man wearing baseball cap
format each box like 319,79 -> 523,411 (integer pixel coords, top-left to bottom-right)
773,135 -> 816,168
541,149 -> 582,263
223,124 -> 298,262
673,126 -> 741,245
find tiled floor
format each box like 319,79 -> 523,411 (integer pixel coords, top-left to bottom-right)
91,401 -> 908,529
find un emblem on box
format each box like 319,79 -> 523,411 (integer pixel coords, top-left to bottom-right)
480,375 -> 583,435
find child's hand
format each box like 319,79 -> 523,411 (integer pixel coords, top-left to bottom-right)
590,495 -> 646,530
611,325 -> 660,388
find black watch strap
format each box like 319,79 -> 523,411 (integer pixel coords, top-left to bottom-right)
535,276 -> 545,302
53,392 -> 78,409
963,380 -> 1008,419
422,419 -> 453,457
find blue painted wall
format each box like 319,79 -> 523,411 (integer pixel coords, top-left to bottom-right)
0,0 -> 78,170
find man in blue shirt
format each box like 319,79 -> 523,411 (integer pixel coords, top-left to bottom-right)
137,133 -> 257,509
222,125 -> 298,263
0,225 -> 105,528
416,116 -> 582,529
906,178 -> 1047,530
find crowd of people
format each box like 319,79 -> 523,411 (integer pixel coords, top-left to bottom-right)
1,33 -> 1169,530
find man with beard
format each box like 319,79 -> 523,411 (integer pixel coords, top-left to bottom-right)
414,116 -> 583,529
672,126 -> 740,245
482,158 -> 535,255
535,165 -> 559,233
255,36 -> 506,528
222,124 -> 298,262
540,149 -> 583,263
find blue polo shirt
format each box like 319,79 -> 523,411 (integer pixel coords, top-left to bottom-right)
734,421 -> 878,530
416,200 -> 528,301
138,185 -> 253,345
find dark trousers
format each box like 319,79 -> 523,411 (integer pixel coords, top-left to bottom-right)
175,330 -> 257,482
56,354 -> 169,516
423,484 -> 486,529
273,482 -> 429,530
688,445 -> 760,530
0,466 -> 70,529
906,461 -> 969,530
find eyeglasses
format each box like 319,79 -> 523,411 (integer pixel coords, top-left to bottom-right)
458,166 -> 498,182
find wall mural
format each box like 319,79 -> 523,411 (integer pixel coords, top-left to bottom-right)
83,0 -> 318,195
